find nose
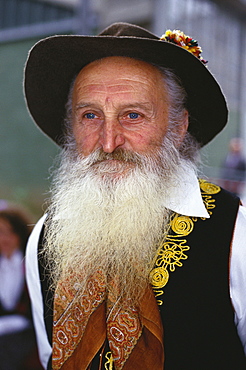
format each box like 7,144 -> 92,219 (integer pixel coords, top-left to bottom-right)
100,120 -> 125,153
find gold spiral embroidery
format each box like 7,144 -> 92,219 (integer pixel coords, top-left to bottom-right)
156,240 -> 190,272
199,180 -> 220,194
149,267 -> 169,289
170,214 -> 194,236
150,180 -> 221,305
199,180 -> 220,215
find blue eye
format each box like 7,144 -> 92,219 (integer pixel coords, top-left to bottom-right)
85,113 -> 96,119
129,112 -> 139,119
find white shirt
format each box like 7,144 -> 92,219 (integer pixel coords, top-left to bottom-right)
0,250 -> 24,311
25,169 -> 246,368
0,250 -> 30,335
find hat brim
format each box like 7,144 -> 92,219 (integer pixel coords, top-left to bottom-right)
24,34 -> 228,146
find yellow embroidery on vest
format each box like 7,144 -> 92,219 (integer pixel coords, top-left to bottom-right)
104,351 -> 113,370
199,179 -> 220,216
150,180 -> 220,305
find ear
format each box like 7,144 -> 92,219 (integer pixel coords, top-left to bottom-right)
176,110 -> 189,146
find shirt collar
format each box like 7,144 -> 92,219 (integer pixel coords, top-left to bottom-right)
163,165 -> 210,218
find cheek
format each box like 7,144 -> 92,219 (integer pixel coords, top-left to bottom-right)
73,125 -> 101,154
128,128 -> 166,152
143,124 -> 168,145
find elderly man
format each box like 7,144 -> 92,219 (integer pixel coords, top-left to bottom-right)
24,23 -> 246,369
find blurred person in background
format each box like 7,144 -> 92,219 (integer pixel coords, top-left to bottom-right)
221,137 -> 246,197
0,205 -> 42,370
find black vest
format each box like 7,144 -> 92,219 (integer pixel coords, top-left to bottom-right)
38,186 -> 246,369
159,187 -> 246,368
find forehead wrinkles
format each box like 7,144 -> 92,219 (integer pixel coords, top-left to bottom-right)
81,85 -> 147,97
73,57 -> 169,109
77,73 -> 157,90
75,79 -> 163,104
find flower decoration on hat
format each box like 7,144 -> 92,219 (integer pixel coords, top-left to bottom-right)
161,29 -> 207,64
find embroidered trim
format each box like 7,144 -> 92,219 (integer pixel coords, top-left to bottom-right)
106,296 -> 142,370
52,271 -> 106,369
104,351 -> 113,370
199,179 -> 221,216
150,180 -> 221,305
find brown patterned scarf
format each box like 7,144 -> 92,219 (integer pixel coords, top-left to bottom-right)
52,270 -> 164,369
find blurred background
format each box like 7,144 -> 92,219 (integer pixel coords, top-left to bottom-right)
1,0 -> 246,220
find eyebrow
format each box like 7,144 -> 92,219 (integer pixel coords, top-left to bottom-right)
75,102 -> 154,113
120,102 -> 154,112
75,103 -> 95,112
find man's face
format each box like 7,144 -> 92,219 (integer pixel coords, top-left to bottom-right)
46,57 -> 191,297
71,57 -> 171,160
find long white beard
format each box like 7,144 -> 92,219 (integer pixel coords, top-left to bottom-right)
43,133 -> 196,304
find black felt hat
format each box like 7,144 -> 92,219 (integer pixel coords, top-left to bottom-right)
24,22 -> 228,146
